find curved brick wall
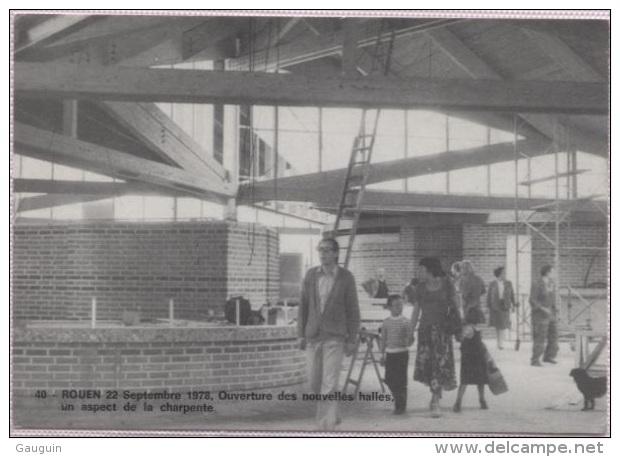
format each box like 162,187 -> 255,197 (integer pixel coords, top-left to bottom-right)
12,220 -> 279,321
12,325 -> 305,396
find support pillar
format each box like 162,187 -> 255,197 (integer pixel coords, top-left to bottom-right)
223,104 -> 239,221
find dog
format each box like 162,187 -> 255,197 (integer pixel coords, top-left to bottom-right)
569,368 -> 607,411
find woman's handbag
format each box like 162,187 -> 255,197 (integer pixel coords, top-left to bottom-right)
484,347 -> 508,395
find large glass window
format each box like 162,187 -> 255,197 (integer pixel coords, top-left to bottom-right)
15,100 -> 607,224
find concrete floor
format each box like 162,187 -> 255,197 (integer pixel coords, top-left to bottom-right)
11,340 -> 608,436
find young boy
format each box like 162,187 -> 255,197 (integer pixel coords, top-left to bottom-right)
379,294 -> 413,415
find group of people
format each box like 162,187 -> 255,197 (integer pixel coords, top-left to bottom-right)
296,237 -> 559,430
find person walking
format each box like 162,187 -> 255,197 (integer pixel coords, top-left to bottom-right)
379,294 -> 413,415
529,264 -> 559,366
487,266 -> 516,350
297,237 -> 361,430
459,260 -> 486,323
453,307 -> 490,412
409,257 -> 458,418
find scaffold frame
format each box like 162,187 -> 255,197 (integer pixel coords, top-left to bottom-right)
513,114 -> 607,350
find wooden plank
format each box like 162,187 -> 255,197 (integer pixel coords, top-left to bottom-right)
14,123 -> 236,202
240,139 -> 551,202
15,62 -> 607,114
98,102 -> 229,182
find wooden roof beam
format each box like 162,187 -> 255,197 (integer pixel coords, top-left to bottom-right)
14,123 -> 236,203
181,18 -> 247,61
98,101 -> 229,182
239,139 -> 551,203
34,16 -> 170,49
324,191 -> 604,214
13,178 -> 182,196
17,194 -> 112,213
15,62 -> 607,114
15,179 -> 184,212
15,15 -> 96,54
520,27 -> 604,82
426,26 -> 500,79
426,25 -> 608,156
227,19 -> 460,71
518,113 -> 608,157
17,17 -> 207,66
341,19 -> 362,76
273,18 -> 303,45
313,190 -> 562,213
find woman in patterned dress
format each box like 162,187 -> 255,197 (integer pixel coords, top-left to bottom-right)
409,257 -> 458,418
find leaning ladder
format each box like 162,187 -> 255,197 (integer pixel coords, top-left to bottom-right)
331,21 -> 396,270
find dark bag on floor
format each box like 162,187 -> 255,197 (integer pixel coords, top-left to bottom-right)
225,296 -> 252,325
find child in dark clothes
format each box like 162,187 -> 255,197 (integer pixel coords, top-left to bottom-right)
379,294 -> 413,414
453,306 -> 489,412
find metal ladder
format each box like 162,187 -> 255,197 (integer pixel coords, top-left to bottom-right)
331,21 -> 396,269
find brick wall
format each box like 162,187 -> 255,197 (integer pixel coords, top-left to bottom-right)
531,224 -> 607,288
344,226 -> 415,295
413,226 -> 464,277
227,225 -> 280,307
345,225 -> 463,295
340,219 -> 605,298
13,221 -> 279,321
463,222 -> 608,287
12,335 -> 305,396
462,223 -> 518,285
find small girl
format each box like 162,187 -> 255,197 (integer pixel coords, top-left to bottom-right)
453,307 -> 489,412
379,294 -> 413,415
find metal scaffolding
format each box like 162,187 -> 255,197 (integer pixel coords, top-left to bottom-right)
513,115 -> 607,349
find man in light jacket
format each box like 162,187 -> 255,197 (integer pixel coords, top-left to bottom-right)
297,237 -> 360,430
